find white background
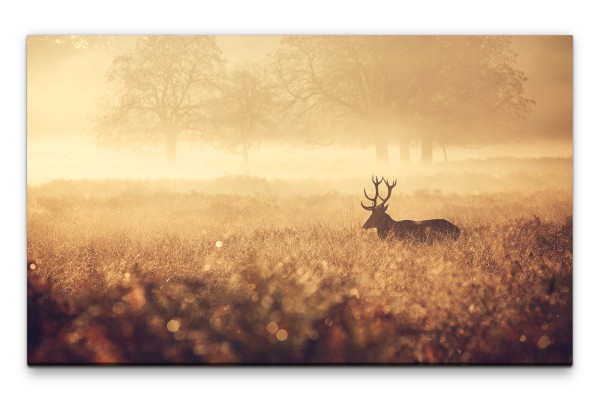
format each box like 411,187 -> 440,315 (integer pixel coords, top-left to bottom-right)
2,1 -> 598,400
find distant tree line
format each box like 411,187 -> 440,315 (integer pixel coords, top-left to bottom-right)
93,36 -> 534,166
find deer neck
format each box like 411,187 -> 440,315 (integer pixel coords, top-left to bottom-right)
376,213 -> 394,238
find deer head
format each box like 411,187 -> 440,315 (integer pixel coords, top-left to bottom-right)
361,176 -> 397,229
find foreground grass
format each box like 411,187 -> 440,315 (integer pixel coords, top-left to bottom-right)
27,184 -> 572,364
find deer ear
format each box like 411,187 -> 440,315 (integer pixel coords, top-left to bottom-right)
383,205 -> 389,212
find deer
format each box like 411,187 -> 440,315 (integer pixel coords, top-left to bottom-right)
361,176 -> 460,241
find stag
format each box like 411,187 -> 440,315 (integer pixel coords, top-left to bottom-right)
361,176 -> 460,241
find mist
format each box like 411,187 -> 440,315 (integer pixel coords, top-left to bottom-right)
27,35 -> 572,192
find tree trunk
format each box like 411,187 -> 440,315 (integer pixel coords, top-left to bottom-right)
166,135 -> 177,164
421,135 -> 433,165
399,137 -> 410,164
375,139 -> 389,168
441,144 -> 448,163
242,141 -> 249,169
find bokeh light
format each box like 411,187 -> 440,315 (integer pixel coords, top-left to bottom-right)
266,322 -> 278,334
276,329 -> 288,342
167,319 -> 181,333
112,302 -> 125,315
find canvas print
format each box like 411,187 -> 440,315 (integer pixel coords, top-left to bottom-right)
27,35 -> 572,365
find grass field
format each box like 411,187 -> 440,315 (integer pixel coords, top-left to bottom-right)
27,174 -> 573,364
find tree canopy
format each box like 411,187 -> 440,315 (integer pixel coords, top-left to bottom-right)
93,35 -> 534,166
273,36 -> 407,163
211,64 -> 279,165
406,36 -> 535,162
273,35 -> 534,164
94,36 -> 225,162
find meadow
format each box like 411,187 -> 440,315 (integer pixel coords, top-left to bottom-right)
27,170 -> 573,364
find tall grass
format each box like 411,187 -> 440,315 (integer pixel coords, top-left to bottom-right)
27,181 -> 572,364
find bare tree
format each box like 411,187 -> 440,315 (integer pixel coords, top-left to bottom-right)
406,36 -> 535,164
211,64 -> 278,167
274,36 -> 411,167
274,36 -> 534,166
94,36 -> 225,163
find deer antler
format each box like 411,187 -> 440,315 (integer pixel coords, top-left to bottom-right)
377,178 -> 397,205
360,200 -> 374,211
361,176 -> 385,211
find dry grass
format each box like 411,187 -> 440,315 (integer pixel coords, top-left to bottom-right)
27,180 -> 572,364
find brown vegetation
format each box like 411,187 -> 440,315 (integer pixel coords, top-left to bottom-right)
27,177 -> 572,364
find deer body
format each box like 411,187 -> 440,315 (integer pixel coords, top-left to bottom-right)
364,213 -> 460,240
361,176 -> 460,241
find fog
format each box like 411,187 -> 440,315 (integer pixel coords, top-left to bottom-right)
27,35 -> 572,191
